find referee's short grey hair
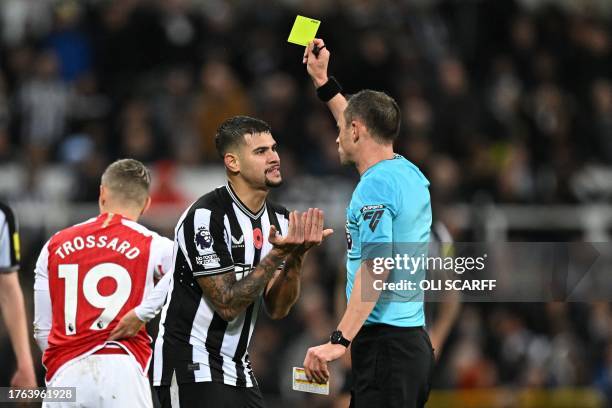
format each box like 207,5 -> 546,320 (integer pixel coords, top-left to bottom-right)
344,90 -> 401,144
101,159 -> 151,207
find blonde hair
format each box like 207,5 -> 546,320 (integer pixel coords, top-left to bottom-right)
100,159 -> 151,207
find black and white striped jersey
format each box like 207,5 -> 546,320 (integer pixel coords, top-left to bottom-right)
153,183 -> 289,388
0,202 -> 20,274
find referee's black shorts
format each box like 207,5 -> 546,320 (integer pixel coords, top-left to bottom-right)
349,324 -> 434,408
156,381 -> 265,408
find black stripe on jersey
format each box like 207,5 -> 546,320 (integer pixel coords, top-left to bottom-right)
233,216 -> 263,387
206,312 -> 228,383
161,249 -> 201,384
0,201 -> 19,272
205,207 -> 233,383
234,304 -> 254,387
250,216 -> 263,276
224,201 -> 251,387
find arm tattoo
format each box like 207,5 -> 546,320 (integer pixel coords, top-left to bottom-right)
272,252 -> 303,287
284,252 -> 304,272
263,251 -> 304,318
197,249 -> 286,321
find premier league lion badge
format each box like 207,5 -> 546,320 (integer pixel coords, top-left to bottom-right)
195,226 -> 213,253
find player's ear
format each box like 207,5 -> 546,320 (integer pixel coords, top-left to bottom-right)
141,196 -> 152,215
224,152 -> 240,173
350,120 -> 360,143
98,185 -> 107,214
99,185 -> 106,205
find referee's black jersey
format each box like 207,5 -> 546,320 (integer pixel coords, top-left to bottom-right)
0,202 -> 20,273
153,183 -> 289,388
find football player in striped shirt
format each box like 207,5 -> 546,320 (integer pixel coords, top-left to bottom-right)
0,201 -> 37,387
151,116 -> 333,408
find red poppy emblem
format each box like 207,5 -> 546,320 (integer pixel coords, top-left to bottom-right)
253,228 -> 263,250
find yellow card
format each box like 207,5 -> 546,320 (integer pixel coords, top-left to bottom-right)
292,367 -> 329,395
287,15 -> 320,46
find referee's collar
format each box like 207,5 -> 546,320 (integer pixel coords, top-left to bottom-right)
225,183 -> 266,220
362,153 -> 403,178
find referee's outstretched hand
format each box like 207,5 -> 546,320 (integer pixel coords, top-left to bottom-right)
303,38 -> 331,88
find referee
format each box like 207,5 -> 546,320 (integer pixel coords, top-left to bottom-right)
302,40 -> 434,407
0,202 -> 36,387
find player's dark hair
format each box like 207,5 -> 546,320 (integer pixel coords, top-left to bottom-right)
215,116 -> 272,158
101,159 -> 151,207
344,90 -> 401,143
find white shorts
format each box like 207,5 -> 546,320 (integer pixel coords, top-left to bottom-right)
44,354 -> 152,408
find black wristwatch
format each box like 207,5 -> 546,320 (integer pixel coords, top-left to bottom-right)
330,330 -> 351,348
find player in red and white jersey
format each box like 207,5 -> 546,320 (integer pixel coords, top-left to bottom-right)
33,159 -> 173,408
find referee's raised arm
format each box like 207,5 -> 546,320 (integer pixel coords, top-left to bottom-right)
303,39 -> 348,123
301,39 -> 434,408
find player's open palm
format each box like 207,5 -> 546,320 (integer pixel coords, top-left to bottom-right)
269,211 -> 305,254
302,208 -> 333,252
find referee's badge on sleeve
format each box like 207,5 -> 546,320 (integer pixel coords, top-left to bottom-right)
360,204 -> 386,232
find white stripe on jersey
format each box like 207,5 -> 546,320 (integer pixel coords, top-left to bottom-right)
170,371 -> 181,408
260,210 -> 272,263
190,297 -> 213,382
275,212 -> 289,237
0,210 -> 10,270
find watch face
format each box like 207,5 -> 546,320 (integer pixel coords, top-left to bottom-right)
331,331 -> 342,343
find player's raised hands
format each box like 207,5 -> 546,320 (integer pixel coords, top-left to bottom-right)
301,208 -> 333,252
108,309 -> 146,341
303,38 -> 330,87
270,209 -> 333,256
269,210 -> 306,255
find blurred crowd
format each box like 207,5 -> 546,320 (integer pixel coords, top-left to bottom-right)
1,0 -> 612,204
1,0 -> 612,406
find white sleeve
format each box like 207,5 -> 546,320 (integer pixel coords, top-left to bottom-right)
134,271 -> 172,322
33,241 -> 51,352
152,235 -> 175,281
